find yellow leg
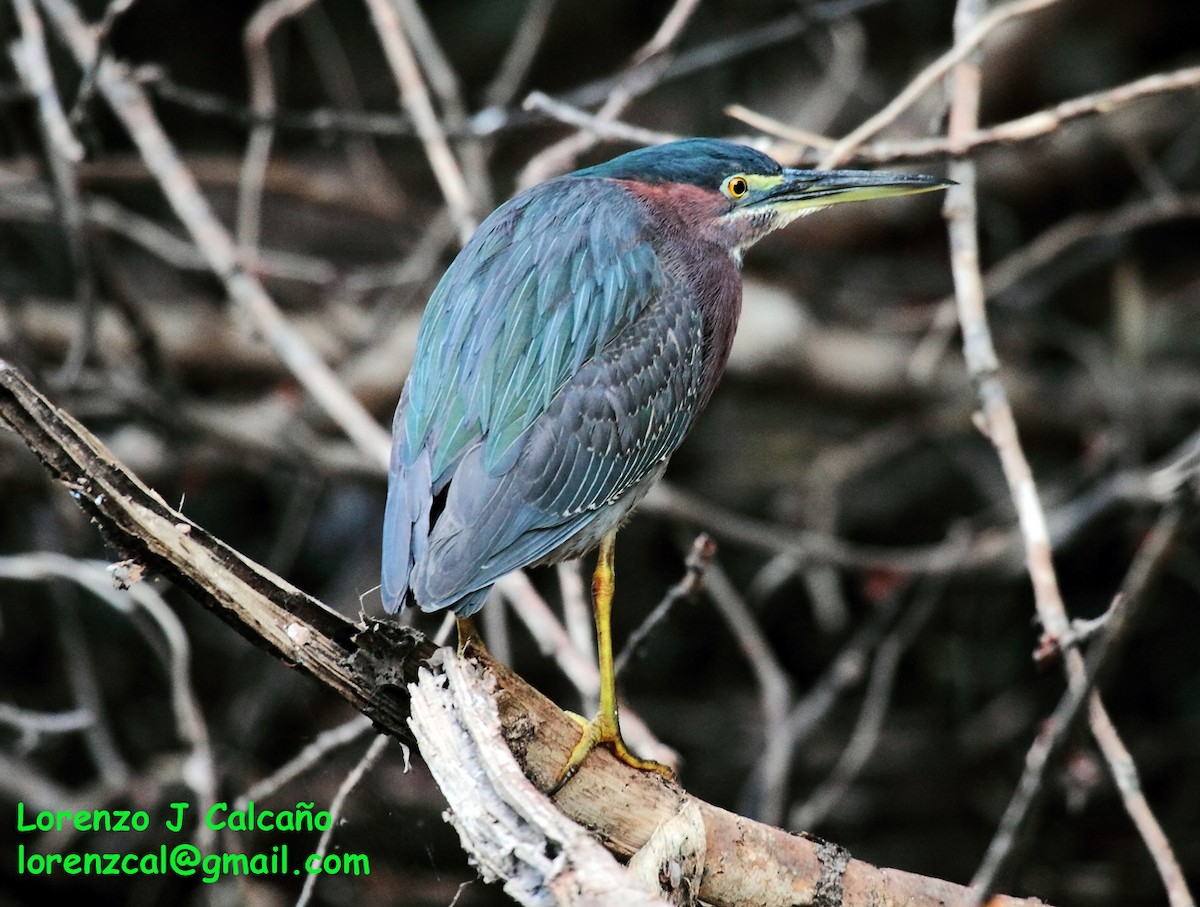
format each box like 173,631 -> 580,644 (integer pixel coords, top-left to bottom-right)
550,531 -> 674,793
456,615 -> 481,655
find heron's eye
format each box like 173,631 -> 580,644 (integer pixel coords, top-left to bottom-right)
724,176 -> 749,199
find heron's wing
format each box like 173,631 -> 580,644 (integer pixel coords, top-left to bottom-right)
383,177 -> 665,612
402,177 -> 662,480
410,277 -> 709,612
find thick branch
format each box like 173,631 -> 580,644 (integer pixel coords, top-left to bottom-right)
0,359 -> 1050,907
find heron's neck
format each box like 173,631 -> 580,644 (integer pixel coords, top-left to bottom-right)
619,181 -> 743,408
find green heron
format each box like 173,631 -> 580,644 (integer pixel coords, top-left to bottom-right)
383,138 -> 949,789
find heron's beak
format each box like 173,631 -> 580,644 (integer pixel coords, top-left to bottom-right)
757,168 -> 954,214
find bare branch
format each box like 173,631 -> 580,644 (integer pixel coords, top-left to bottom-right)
523,91 -> 679,147
483,0 -> 558,109
969,502 -> 1189,904
362,0 -> 477,242
10,0 -> 95,383
869,64 -> 1200,163
614,534 -> 715,682
238,0 -> 321,259
65,0 -> 138,126
390,0 -> 493,210
235,715 -> 376,807
10,0 -> 84,163
517,0 -> 702,187
819,0 -> 1064,167
909,193 -> 1200,384
296,733 -> 393,907
0,702 -> 92,746
938,3 -> 1194,903
37,0 -> 391,467
736,65 -> 1200,165
790,581 -> 942,830
556,560 -> 596,688
0,551 -> 216,845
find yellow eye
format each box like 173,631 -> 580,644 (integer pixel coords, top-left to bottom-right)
724,175 -> 749,198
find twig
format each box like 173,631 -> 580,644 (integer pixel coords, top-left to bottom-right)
10,0 -> 84,162
66,0 -> 137,126
910,194 -> 1200,383
0,752 -> 90,812
517,0 -> 702,188
870,64 -> 1200,163
10,0 -> 95,384
390,0 -> 492,211
481,587 -> 514,667
37,0 -> 391,468
121,563 -> 219,850
237,0 -> 320,261
1056,605 -> 1119,653
3,182 -> 341,284
0,355 -> 418,732
235,714 -> 376,807
644,481 -> 1003,576
496,572 -> 601,696
533,0 -> 884,116
0,552 -> 217,847
745,593 -> 899,825
968,502 -> 1189,904
819,0 -> 1064,167
146,70 -> 421,136
1148,426 -> 1200,499
637,0 -> 702,62
362,0 -> 477,242
704,558 -> 793,719
726,104 -> 837,151
41,145 -> 96,387
791,19 -> 867,137
737,65 -> 1200,165
53,597 -> 129,789
331,209 -> 456,302
298,4 -> 405,210
701,557 -> 795,816
523,91 -> 679,148
128,1 -> 882,144
296,733 -> 394,907
494,571 -> 677,770
614,534 -> 715,681
0,702 -> 93,751
940,1 -> 1068,896
789,580 -> 942,830
556,560 -> 596,686
1083,696 -> 1195,907
943,0 -> 1068,641
483,0 -> 557,109
975,195 -> 1200,307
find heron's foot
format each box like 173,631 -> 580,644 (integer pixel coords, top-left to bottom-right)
548,709 -> 673,795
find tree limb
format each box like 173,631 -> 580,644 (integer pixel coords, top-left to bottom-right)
0,358 -> 1051,907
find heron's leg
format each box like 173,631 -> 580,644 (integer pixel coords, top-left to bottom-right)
455,615 -> 481,655
550,531 -> 673,793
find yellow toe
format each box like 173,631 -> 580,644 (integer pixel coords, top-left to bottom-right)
549,711 -> 673,794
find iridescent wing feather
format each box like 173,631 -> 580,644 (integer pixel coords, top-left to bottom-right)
382,178 -> 704,614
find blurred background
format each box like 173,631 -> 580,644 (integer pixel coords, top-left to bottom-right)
1,0 -> 1199,904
